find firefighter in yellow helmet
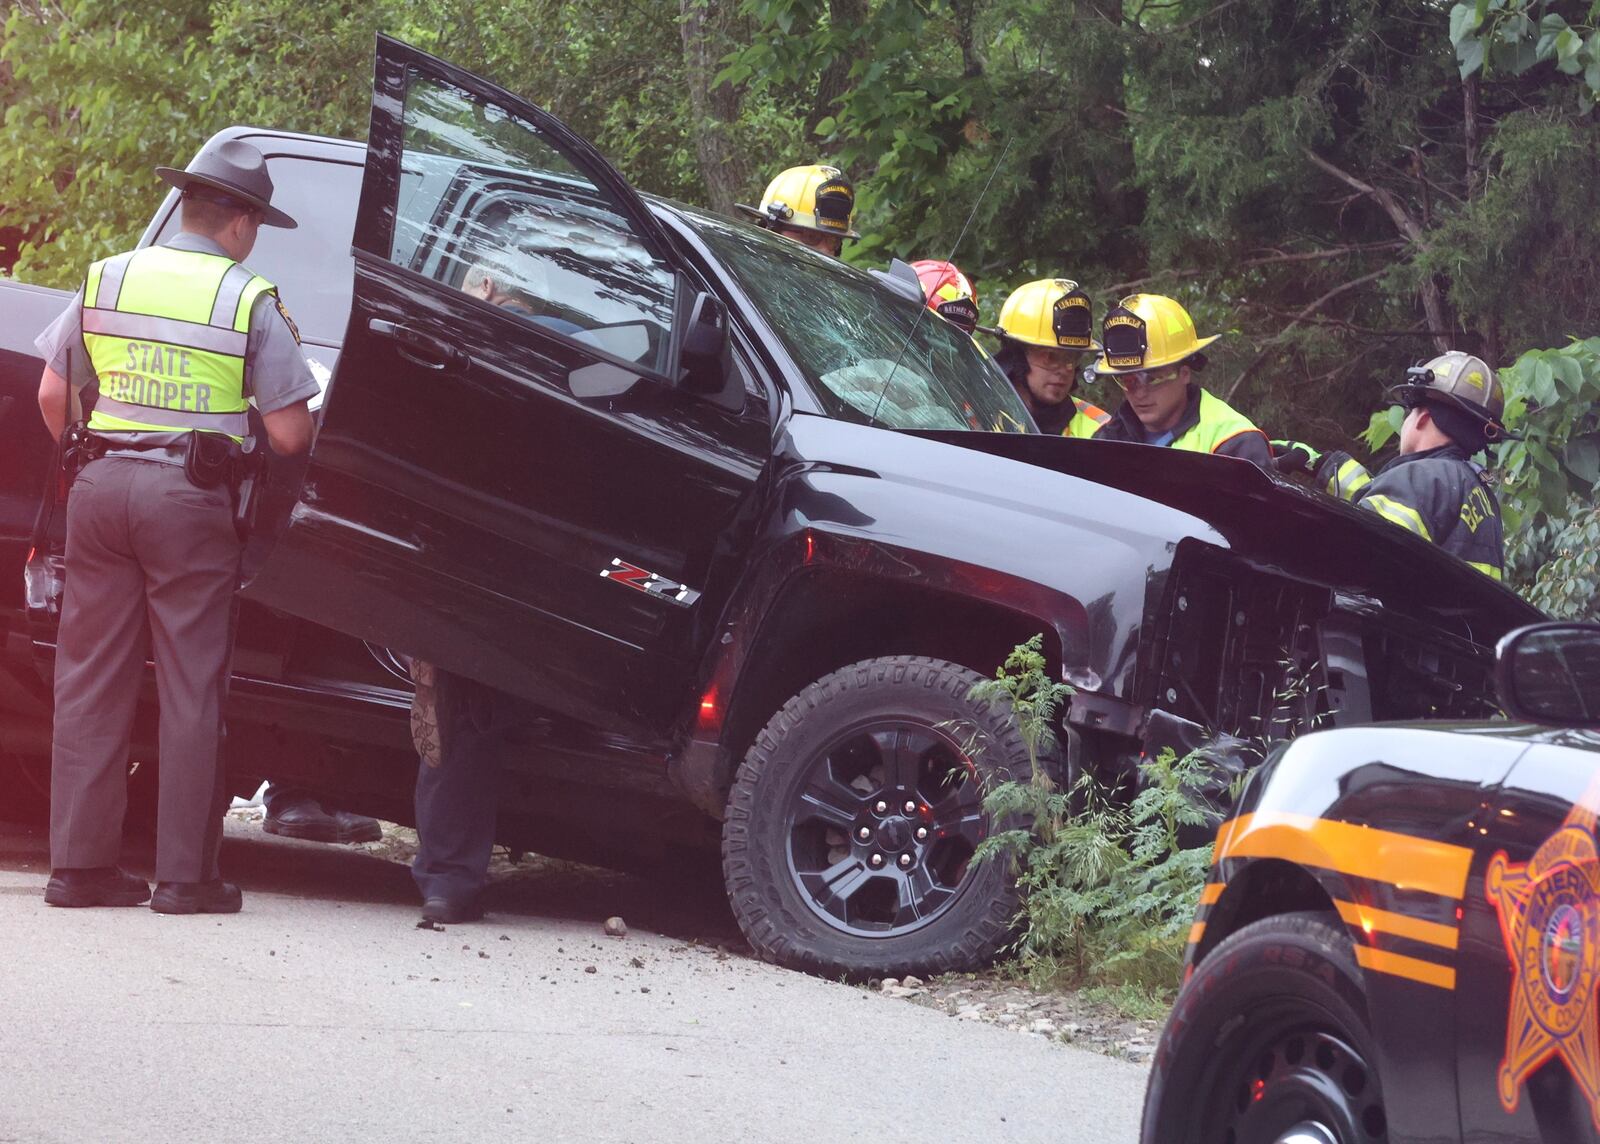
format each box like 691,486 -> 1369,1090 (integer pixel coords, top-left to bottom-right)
736,164 -> 859,258
1091,294 -> 1272,467
986,279 -> 1110,438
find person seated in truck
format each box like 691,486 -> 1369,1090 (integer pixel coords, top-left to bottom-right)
1089,293 -> 1273,468
461,257 -> 583,337
983,278 -> 1109,438
735,164 -> 859,258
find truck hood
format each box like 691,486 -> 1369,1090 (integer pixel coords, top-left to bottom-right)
914,429 -> 1542,641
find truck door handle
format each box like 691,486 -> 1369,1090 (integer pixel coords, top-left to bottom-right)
368,319 -> 465,371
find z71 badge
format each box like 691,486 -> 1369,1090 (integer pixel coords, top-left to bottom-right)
599,558 -> 701,608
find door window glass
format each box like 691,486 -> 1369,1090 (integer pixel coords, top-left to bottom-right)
389,72 -> 676,373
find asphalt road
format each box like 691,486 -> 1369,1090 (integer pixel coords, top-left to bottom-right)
0,814 -> 1148,1144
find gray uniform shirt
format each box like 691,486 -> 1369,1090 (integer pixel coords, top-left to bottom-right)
34,232 -> 319,445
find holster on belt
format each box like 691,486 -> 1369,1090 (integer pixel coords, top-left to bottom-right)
184,432 -> 259,540
183,430 -> 235,490
59,421 -> 106,478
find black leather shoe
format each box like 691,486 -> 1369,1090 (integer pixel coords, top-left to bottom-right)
263,796 -> 382,844
44,867 -> 150,908
420,896 -> 484,924
150,879 -> 243,915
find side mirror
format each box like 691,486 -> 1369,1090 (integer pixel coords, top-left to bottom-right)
678,291 -> 730,394
871,258 -> 925,304
1495,622 -> 1600,727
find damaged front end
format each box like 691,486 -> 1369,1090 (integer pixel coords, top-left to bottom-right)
1135,540 -> 1508,805
922,429 -> 1543,787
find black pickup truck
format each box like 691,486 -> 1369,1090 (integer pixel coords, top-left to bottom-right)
0,37 -> 1542,977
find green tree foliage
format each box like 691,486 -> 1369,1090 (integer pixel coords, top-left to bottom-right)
969,637 -> 1218,993
727,1 -> 1600,453
0,0 -> 778,286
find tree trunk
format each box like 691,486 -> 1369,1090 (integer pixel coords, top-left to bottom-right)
1463,75 -> 1481,201
680,0 -> 752,214
1302,148 -> 1454,353
805,0 -> 870,157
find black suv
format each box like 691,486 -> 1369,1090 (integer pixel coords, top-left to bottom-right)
1,37 -> 1540,979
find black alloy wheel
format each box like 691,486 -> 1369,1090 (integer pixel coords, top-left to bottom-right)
784,720 -> 983,936
723,655 -> 1058,979
1141,912 -> 1389,1144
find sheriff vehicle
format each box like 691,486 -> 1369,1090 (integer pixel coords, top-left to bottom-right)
1144,621 -> 1600,1144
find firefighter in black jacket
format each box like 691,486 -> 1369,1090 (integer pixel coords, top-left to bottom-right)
1277,351 -> 1508,580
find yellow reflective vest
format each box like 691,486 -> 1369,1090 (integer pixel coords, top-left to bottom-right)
1065,396 -> 1111,439
81,245 -> 274,442
1095,387 -> 1273,467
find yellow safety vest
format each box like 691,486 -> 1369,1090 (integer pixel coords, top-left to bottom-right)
1065,397 -> 1111,439
1169,389 -> 1265,456
81,246 -> 273,442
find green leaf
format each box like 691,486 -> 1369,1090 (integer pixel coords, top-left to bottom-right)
813,115 -> 836,136
1565,438 -> 1600,485
1552,354 -> 1586,396
1532,358 -> 1558,403
1458,35 -> 1486,78
1450,3 -> 1483,46
1557,28 -> 1584,73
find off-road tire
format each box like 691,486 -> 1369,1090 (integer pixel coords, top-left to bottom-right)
721,655 -> 1054,979
1141,911 -> 1389,1144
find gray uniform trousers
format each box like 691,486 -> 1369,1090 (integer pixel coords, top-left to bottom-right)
50,455 -> 242,883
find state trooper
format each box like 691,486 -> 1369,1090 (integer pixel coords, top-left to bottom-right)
35,140 -> 316,913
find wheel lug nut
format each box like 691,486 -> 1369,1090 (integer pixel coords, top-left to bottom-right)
903,800 -> 917,814
856,826 -> 872,842
898,853 -> 914,868
868,853 -> 886,868
915,826 -> 928,841
874,800 -> 889,814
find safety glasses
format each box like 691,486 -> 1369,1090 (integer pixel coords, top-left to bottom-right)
1111,365 -> 1182,391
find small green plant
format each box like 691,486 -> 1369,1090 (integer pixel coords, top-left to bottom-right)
969,637 -> 1223,996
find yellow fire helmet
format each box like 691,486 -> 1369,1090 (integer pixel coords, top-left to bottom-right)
990,279 -> 1099,351
1093,293 -> 1221,375
735,164 -> 861,240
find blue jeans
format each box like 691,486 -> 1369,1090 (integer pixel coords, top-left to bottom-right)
412,669 -> 506,903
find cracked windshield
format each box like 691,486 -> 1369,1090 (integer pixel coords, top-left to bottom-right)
695,213 -> 1031,433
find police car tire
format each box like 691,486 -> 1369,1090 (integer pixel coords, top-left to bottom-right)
721,655 -> 1051,980
1140,910 -> 1388,1144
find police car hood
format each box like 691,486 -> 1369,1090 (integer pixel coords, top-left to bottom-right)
912,429 -> 1543,639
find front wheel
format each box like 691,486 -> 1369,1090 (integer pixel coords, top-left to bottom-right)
721,655 -> 1053,979
1142,911 -> 1390,1144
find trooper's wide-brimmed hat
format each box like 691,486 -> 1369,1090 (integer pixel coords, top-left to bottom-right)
155,139 -> 297,229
